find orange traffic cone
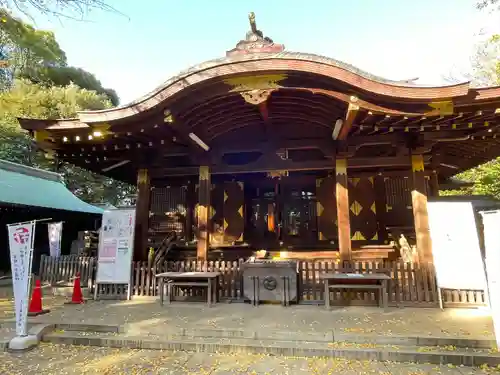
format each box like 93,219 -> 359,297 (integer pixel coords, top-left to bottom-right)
65,272 -> 84,304
28,279 -> 50,316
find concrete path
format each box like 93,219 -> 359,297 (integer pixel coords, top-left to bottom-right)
15,297 -> 494,340
0,343 -> 497,374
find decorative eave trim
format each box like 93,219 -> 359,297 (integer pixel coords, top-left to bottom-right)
474,86 -> 500,100
18,118 -> 89,131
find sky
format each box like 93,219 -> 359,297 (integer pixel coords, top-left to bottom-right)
25,0 -> 500,105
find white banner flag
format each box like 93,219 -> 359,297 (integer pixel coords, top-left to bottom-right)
48,222 -> 62,258
8,222 -> 35,337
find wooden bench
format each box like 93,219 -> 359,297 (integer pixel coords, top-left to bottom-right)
155,271 -> 220,307
319,273 -> 391,309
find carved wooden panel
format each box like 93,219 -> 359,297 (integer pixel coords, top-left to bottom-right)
194,183 -> 224,243
384,176 -> 414,227
281,187 -> 317,244
223,181 -> 245,243
316,176 -> 337,242
149,185 -> 187,236
348,177 -> 378,242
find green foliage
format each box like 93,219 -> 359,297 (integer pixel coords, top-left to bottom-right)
0,5 -> 131,206
470,34 -> 500,87
0,9 -> 118,105
0,79 -> 133,206
441,158 -> 500,200
29,66 -> 120,106
0,9 -> 65,89
443,32 -> 500,199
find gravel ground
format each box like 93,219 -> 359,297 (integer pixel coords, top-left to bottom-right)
0,343 -> 500,375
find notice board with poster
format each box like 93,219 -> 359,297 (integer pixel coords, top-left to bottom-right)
95,208 -> 136,300
427,201 -> 488,308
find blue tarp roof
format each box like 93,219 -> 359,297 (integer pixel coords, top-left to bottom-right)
0,160 -> 103,214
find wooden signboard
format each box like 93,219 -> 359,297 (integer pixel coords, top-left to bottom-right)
94,208 -> 135,300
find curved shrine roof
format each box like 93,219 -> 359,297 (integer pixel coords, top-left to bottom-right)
16,13 -> 500,184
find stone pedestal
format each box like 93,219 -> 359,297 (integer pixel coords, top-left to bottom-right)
8,335 -> 38,351
241,260 -> 298,303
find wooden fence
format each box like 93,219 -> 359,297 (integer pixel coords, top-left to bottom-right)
39,255 -> 95,290
38,255 -> 486,308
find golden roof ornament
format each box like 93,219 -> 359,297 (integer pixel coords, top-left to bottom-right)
226,12 -> 285,56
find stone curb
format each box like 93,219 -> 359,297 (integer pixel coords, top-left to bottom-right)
156,327 -> 495,349
0,340 -> 8,351
28,324 -> 55,341
333,333 -> 495,349
43,332 -> 500,367
22,320 -> 493,350
54,323 -> 124,333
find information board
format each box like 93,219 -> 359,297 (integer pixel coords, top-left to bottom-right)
96,208 -> 135,284
427,201 -> 487,292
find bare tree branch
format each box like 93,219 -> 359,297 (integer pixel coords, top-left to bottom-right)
0,0 -> 128,21
477,0 -> 500,11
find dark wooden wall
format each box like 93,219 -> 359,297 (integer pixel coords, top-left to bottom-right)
316,176 -> 337,242
149,185 -> 188,238
223,181 -> 245,243
150,181 -> 245,246
148,173 -> 418,248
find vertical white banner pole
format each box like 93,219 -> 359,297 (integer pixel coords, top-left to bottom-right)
25,221 -> 36,336
7,220 -> 38,350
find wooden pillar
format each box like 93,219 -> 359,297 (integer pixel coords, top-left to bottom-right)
336,159 -> 352,262
134,168 -> 151,261
185,180 -> 195,242
429,171 -> 439,197
410,154 -> 433,264
373,174 -> 389,244
197,166 -> 210,260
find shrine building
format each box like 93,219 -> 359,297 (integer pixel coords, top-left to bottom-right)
18,13 -> 500,264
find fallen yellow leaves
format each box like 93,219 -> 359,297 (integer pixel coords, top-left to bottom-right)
417,345 -> 457,352
1,343 -> 494,374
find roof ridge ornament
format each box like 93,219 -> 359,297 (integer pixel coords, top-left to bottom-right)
226,12 -> 285,57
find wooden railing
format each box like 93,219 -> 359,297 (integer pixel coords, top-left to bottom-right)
38,255 -> 486,307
